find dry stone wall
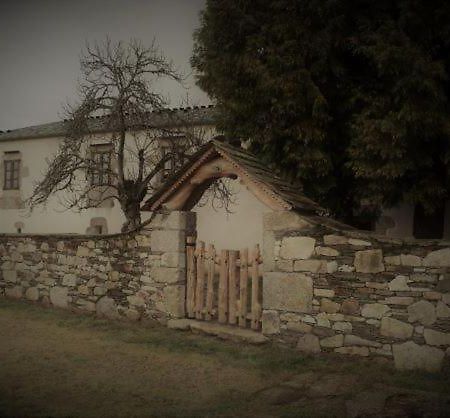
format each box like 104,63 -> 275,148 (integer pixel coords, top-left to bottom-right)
0,211 -> 195,323
262,211 -> 450,372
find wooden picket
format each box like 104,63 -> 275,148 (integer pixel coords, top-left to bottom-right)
251,245 -> 261,330
185,237 -> 262,330
218,249 -> 229,324
205,244 -> 215,320
239,248 -> 248,328
194,241 -> 205,320
228,251 -> 238,325
186,236 -> 196,318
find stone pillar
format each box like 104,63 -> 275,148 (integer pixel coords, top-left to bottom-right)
146,211 -> 196,319
261,211 -> 314,335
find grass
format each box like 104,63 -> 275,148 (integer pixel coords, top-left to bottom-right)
0,299 -> 449,418
2,298 -> 449,386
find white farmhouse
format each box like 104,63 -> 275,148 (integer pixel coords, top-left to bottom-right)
1,105 -> 449,246
0,106 -> 270,249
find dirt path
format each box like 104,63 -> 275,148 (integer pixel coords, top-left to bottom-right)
0,300 -> 449,417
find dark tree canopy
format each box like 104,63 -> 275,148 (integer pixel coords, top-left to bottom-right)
192,0 -> 450,226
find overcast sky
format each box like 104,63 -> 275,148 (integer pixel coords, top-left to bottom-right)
0,0 -> 210,130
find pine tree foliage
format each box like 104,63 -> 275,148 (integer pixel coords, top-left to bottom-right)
192,0 -> 450,225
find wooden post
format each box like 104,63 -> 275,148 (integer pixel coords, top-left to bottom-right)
195,241 -> 205,320
205,244 -> 215,320
239,248 -> 248,328
251,244 -> 261,330
186,236 -> 196,318
228,251 -> 238,325
218,249 -> 229,324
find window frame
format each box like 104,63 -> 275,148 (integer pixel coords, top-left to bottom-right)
3,158 -> 20,190
159,135 -> 188,181
89,145 -> 112,187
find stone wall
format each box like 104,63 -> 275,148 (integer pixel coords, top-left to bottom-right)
262,211 -> 450,372
0,211 -> 195,323
2,207 -> 450,373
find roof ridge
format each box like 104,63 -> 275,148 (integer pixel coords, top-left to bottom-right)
0,105 -> 216,141
143,138 -> 326,215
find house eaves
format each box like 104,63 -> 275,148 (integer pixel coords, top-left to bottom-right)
0,105 -> 217,142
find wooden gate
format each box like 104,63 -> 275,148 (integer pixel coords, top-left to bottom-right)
185,237 -> 263,330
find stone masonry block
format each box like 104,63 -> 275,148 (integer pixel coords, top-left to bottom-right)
151,230 -> 185,253
152,267 -> 185,284
323,235 -> 348,245
163,285 -> 186,318
263,211 -> 312,231
5,286 -> 23,299
161,252 -> 186,268
50,287 -> 68,309
3,270 -> 17,283
407,300 -> 436,326
380,317 -> 413,339
423,329 -> 450,346
280,236 -> 315,260
354,249 -> 384,273
261,310 -> 280,335
294,259 -> 327,273
262,230 -> 275,272
423,248 -> 450,267
76,246 -> 90,257
263,272 -> 313,313
25,287 -> 39,301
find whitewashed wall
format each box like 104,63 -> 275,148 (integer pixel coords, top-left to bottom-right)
2,132 -> 449,244
0,135 -> 125,234
0,126 -> 217,235
193,180 -> 272,250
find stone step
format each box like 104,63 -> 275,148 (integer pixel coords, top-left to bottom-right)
167,318 -> 268,344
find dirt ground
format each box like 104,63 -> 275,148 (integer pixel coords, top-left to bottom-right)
0,300 -> 449,418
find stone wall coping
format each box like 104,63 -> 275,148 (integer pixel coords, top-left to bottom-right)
0,232 -> 138,240
290,211 -> 450,247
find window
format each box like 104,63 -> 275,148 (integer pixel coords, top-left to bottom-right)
89,145 -> 112,186
3,158 -> 20,190
160,145 -> 174,179
160,137 -> 187,181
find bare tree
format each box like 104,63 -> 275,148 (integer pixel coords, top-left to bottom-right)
27,38 -> 232,232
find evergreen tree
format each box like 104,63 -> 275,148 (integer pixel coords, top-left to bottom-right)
192,0 -> 450,226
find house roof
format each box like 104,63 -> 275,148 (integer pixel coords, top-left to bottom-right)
142,138 -> 328,216
0,105 -> 216,142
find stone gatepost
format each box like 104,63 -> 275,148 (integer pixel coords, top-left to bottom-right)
144,211 -> 196,320
261,211 -> 315,335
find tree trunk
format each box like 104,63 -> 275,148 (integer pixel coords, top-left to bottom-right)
121,200 -> 142,232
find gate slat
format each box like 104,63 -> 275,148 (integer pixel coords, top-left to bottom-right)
186,236 -> 196,318
195,241 -> 205,320
218,249 -> 229,324
251,244 -> 261,330
205,244 -> 215,320
228,251 -> 238,325
239,248 -> 248,328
